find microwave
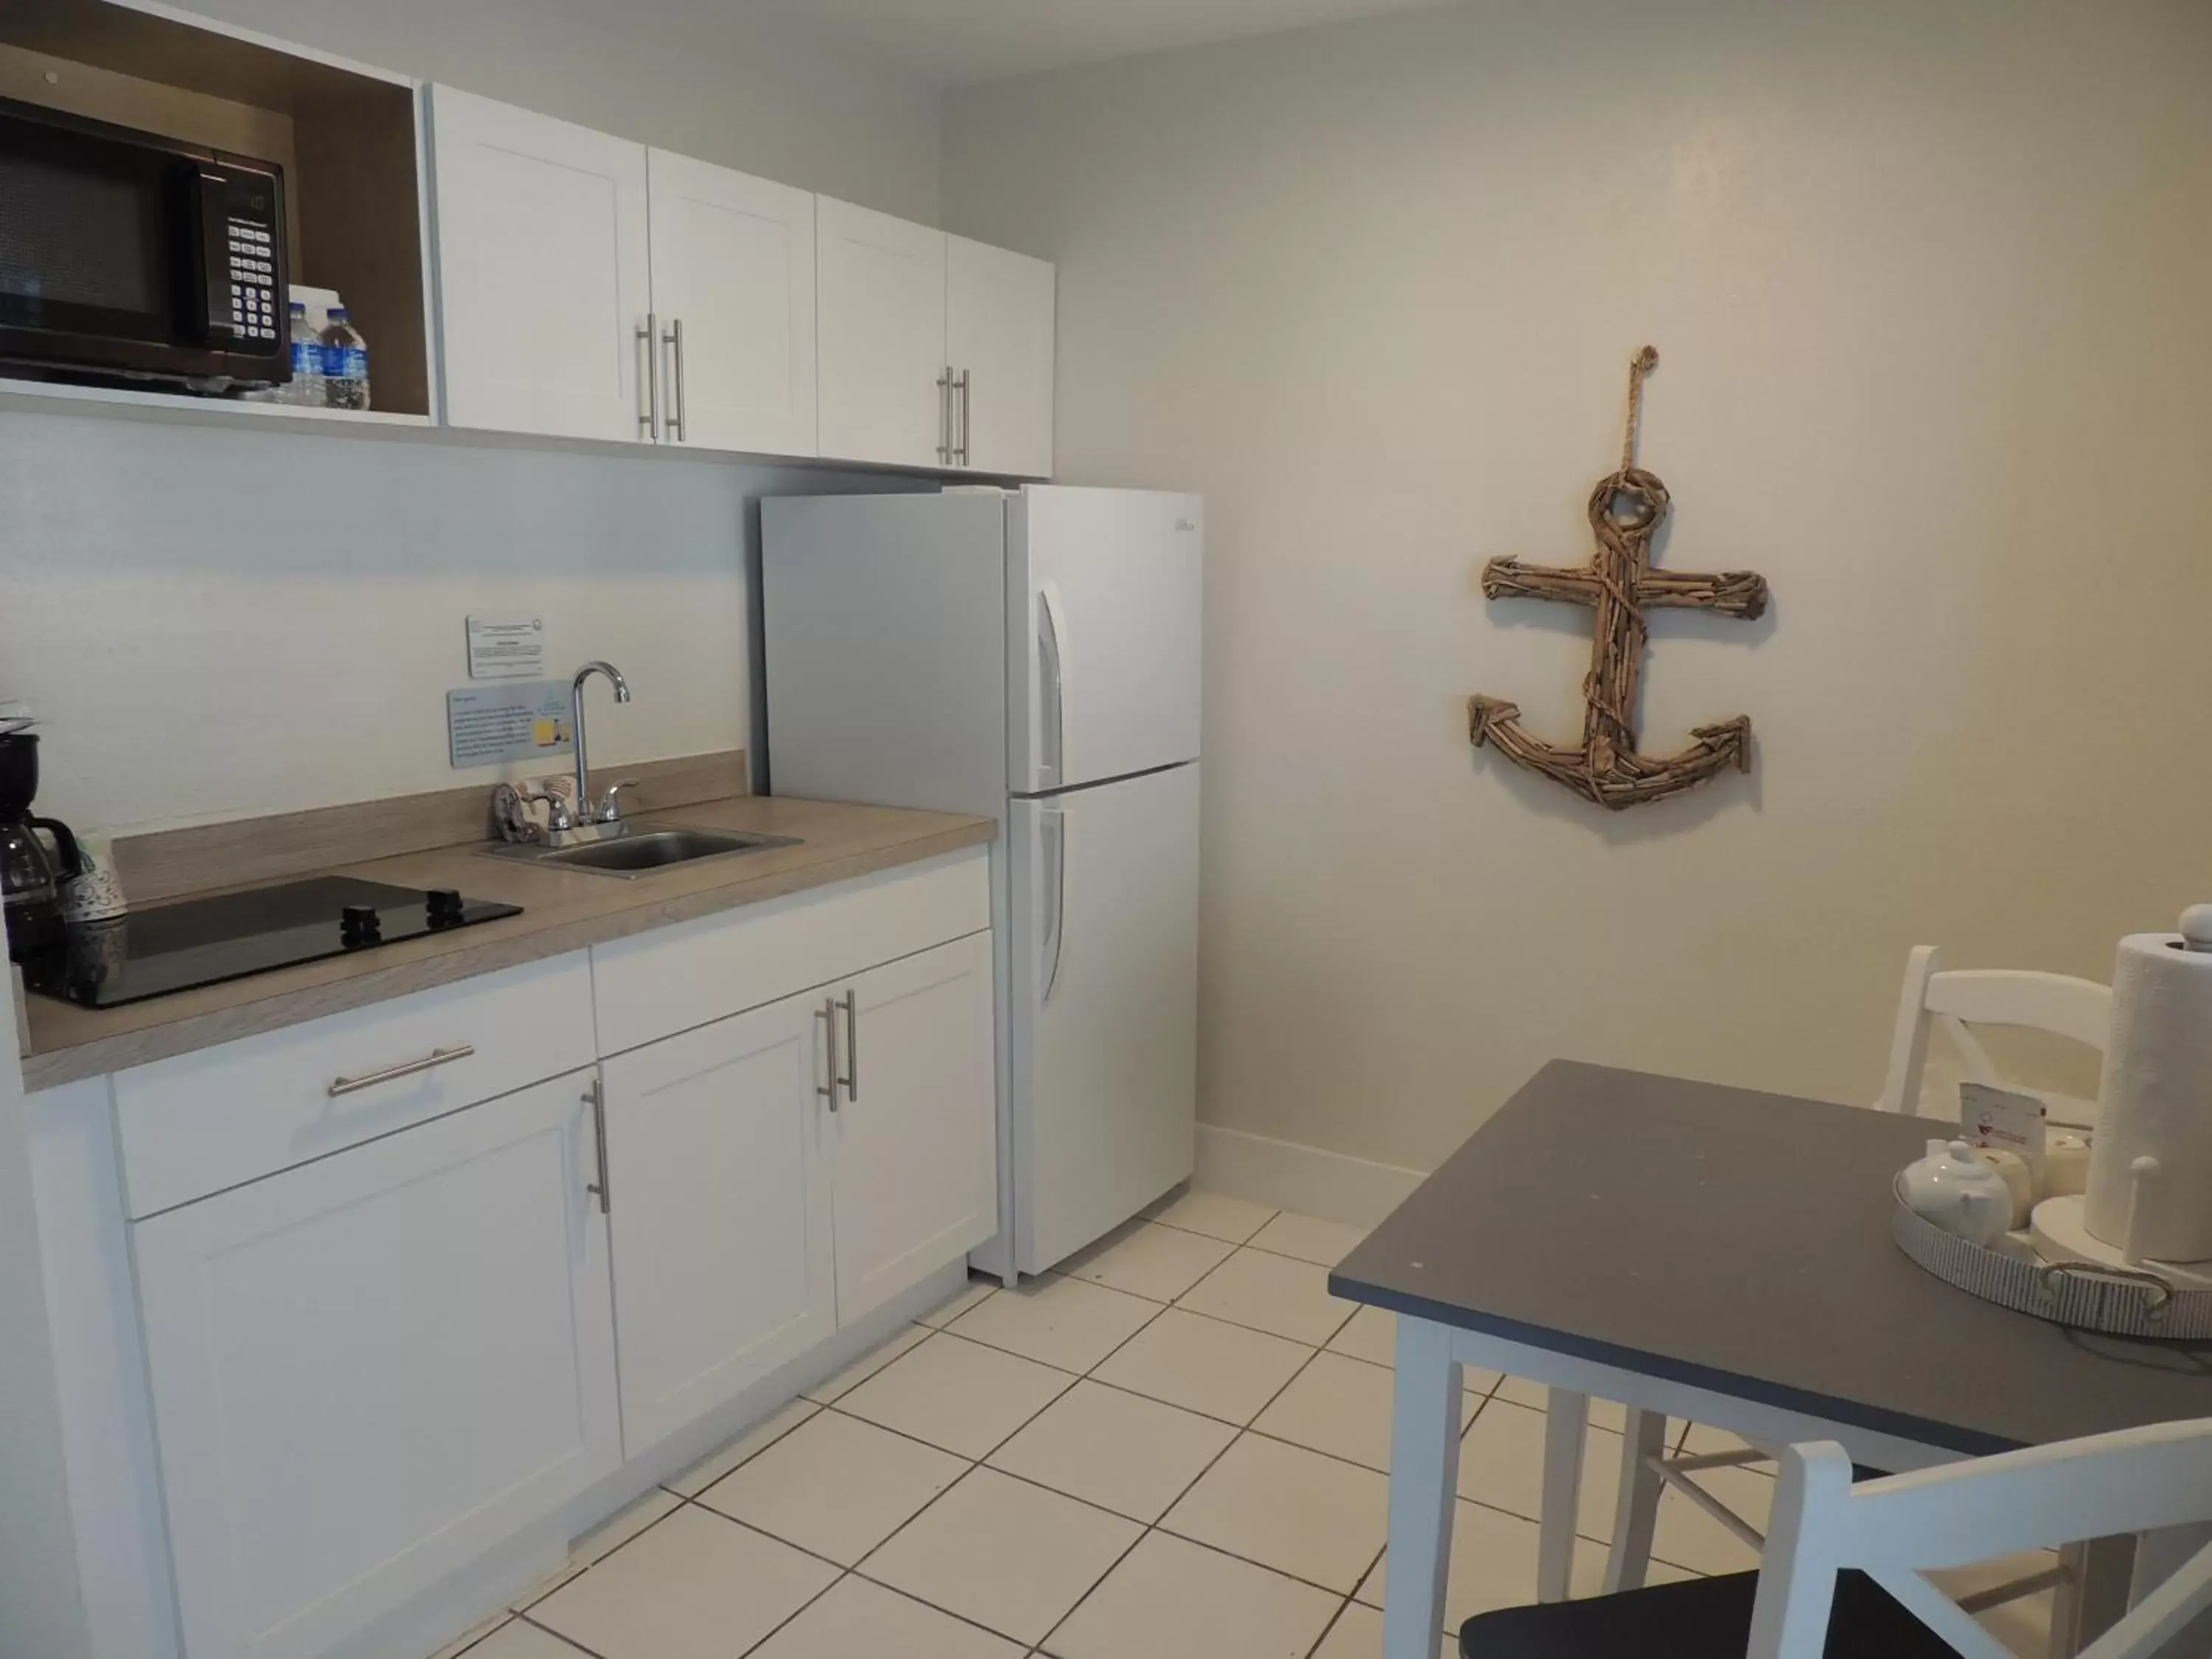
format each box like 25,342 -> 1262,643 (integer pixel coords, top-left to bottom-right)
0,95 -> 290,389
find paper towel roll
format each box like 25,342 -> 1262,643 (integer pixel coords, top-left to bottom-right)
2086,915 -> 2212,1260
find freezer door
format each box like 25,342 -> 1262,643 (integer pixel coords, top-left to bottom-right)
1011,487 -> 1203,795
1010,762 -> 1200,1272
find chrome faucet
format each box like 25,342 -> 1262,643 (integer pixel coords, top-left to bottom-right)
571,661 -> 634,827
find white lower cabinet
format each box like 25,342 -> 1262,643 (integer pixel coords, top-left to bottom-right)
83,857 -> 997,1659
132,1071 -> 621,1659
829,931 -> 998,1323
599,992 -> 836,1454
599,925 -> 996,1450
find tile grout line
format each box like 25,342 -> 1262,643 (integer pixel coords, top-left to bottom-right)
511,1607 -> 611,1658
1032,1307 -> 1350,1656
1300,1589 -> 1366,1659
714,1503 -> 1051,1659
526,1215 -> 1528,1659
520,1294 -> 992,1654
827,1240 -> 1366,1652
825,1281 -> 1185,1592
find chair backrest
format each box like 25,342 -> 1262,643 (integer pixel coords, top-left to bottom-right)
1749,1422 -> 2212,1659
1877,945 -> 2112,1124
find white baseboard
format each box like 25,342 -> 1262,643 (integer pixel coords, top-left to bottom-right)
1194,1123 -> 1427,1228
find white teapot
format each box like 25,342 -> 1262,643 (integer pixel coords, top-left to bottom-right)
1899,1140 -> 2014,1248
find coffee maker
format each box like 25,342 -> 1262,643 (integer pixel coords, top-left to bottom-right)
1,731 -> 85,963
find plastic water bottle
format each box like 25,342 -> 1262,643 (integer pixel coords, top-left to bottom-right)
283,302 -> 324,407
319,307 -> 370,411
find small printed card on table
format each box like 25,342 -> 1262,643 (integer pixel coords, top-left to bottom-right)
1960,1081 -> 2048,1167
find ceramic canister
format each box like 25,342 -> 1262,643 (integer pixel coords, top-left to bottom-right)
58,830 -> 128,923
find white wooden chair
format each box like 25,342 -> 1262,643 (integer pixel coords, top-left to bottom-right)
1458,1419 -> 2212,1659
1576,947 -> 2115,1607
1877,945 -> 2111,1126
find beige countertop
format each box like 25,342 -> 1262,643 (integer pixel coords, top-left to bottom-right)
19,796 -> 995,1093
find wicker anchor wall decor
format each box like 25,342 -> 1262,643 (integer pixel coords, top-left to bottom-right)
1469,347 -> 1770,810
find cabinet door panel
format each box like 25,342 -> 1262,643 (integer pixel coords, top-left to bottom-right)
429,86 -> 650,441
647,150 -> 817,456
815,196 -> 947,467
601,994 -> 835,1453
832,931 -> 996,1323
947,235 -> 1054,479
134,1073 -> 619,1659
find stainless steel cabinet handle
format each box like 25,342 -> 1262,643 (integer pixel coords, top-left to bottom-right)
328,1044 -> 475,1097
817,998 -> 841,1112
585,1077 -> 611,1213
936,368 -> 953,464
955,369 -> 972,465
662,317 -> 686,442
840,990 -> 859,1102
636,313 -> 660,440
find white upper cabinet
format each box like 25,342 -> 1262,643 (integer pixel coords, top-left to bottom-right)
427,88 -> 1051,469
647,151 -> 818,456
947,235 -> 1056,479
428,86 -> 652,442
816,195 -> 952,469
133,1074 -> 620,1659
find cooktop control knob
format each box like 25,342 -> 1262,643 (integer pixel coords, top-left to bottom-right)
340,904 -> 382,944
426,888 -> 466,928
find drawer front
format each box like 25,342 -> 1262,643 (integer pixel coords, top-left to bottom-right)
115,953 -> 597,1217
592,846 -> 991,1055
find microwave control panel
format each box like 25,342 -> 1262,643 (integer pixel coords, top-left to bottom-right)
215,170 -> 280,347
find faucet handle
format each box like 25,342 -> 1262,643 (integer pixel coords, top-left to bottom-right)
597,780 -> 643,824
520,785 -> 575,835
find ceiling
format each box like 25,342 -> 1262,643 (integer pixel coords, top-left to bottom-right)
742,0 -> 1455,86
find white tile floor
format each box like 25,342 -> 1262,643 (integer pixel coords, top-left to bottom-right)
433,1192 -> 2056,1659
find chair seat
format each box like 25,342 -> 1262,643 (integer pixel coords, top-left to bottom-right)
1459,1568 -> 1956,1658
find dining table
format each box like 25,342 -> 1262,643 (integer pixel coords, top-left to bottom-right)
1329,1060 -> 2212,1659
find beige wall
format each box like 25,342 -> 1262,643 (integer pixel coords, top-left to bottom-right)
945,0 -> 2212,1169
176,0 -> 944,223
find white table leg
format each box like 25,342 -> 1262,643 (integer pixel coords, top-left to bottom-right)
1538,1389 -> 1588,1602
1604,1408 -> 1669,1593
1387,1316 -> 1464,1659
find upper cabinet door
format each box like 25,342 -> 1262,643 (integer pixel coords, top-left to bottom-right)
947,235 -> 1056,479
647,151 -> 818,457
816,197 -> 948,468
133,1074 -> 620,1659
428,86 -> 652,442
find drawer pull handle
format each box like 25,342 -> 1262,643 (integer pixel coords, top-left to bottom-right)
327,1045 -> 476,1097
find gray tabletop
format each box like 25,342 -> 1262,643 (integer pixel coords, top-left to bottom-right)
1329,1060 -> 2212,1456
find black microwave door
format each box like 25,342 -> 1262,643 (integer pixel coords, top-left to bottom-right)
0,110 -> 195,369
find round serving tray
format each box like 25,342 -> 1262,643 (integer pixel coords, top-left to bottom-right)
1891,1188 -> 2212,1341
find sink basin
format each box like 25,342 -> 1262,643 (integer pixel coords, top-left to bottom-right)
483,825 -> 801,880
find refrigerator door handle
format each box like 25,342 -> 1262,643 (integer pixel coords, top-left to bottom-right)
1041,804 -> 1066,1005
1037,582 -> 1065,792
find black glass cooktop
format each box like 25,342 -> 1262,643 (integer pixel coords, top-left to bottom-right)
24,877 -> 523,1009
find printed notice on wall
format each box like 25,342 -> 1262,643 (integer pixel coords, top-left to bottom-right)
448,682 -> 574,768
465,615 -> 547,681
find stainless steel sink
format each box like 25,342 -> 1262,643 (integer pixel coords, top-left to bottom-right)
482,825 -> 801,880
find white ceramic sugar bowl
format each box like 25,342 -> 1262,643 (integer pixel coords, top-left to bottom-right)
1899,1139 -> 2015,1248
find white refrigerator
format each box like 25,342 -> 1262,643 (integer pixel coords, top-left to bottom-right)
762,486 -> 1202,1279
